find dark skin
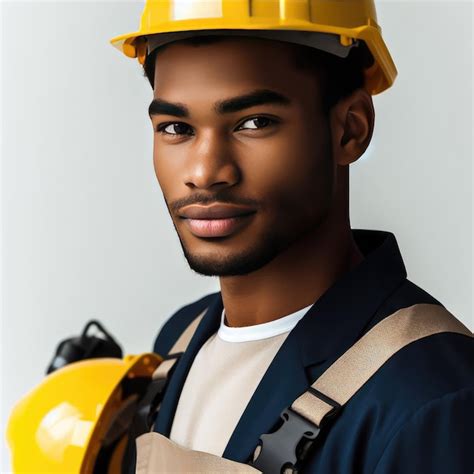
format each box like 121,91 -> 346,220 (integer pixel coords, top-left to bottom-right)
149,37 -> 374,327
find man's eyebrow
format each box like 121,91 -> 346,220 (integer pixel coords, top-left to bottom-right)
148,89 -> 292,118
216,89 -> 292,114
148,98 -> 188,118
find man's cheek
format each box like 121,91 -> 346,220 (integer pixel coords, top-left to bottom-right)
153,164 -> 174,193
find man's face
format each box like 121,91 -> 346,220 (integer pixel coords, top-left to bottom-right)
149,37 -> 335,276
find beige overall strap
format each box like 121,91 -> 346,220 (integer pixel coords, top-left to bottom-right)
136,432 -> 262,474
291,303 -> 473,427
152,307 -> 208,380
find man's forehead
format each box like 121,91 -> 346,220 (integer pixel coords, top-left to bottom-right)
153,42 -> 320,99
152,35 -> 299,80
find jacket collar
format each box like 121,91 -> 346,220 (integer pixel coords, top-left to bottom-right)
297,228 -> 407,367
154,229 -> 407,462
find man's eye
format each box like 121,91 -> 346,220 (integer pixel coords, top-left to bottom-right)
156,122 -> 193,136
237,116 -> 276,131
155,116 -> 277,136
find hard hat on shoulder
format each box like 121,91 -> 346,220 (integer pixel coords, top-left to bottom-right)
110,0 -> 397,95
6,353 -> 161,473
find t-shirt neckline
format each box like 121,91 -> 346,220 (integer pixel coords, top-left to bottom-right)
217,303 -> 314,342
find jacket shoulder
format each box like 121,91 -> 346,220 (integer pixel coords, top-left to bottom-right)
363,303 -> 473,414
352,278 -> 473,423
152,292 -> 219,356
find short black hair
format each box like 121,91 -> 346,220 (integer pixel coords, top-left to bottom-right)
142,35 -> 374,117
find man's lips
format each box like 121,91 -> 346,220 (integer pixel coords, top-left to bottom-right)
178,204 -> 256,219
178,204 -> 257,238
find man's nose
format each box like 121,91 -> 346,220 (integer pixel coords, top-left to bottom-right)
183,132 -> 240,190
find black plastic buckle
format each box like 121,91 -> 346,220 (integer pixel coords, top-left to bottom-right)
250,389 -> 341,473
250,407 -> 319,473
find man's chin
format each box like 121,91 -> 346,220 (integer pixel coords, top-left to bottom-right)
184,254 -> 264,277
182,244 -> 281,277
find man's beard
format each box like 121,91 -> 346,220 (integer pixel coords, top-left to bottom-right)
170,213 -> 325,277
175,226 -> 286,276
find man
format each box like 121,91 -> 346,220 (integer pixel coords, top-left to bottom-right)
111,1 -> 473,472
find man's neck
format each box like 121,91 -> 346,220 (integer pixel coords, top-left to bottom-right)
219,220 -> 364,328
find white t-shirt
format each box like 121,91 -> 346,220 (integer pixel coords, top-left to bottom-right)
169,303 -> 313,456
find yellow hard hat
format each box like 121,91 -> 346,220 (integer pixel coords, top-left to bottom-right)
110,0 -> 397,95
6,353 -> 161,473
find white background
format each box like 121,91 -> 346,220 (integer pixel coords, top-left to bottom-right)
1,1 -> 473,471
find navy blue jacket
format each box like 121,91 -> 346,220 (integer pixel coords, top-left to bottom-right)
151,229 -> 473,473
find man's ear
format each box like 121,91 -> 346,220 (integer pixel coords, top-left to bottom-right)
329,88 -> 375,166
